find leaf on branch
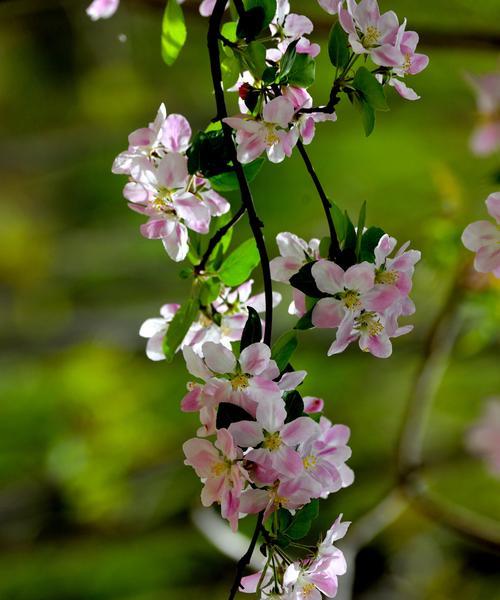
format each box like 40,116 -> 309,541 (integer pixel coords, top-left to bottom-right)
242,42 -> 267,79
338,211 -> 357,269
328,22 -> 350,69
353,93 -> 376,136
277,500 -> 319,542
353,66 -> 389,111
216,402 -> 255,430
219,238 -> 260,286
355,201 -> 367,259
236,0 -> 277,41
163,297 -> 199,361
161,0 -> 187,67
287,53 -> 316,88
294,308 -> 315,331
240,307 -> 262,351
271,331 -> 298,372
283,390 -> 304,423
289,262 -> 326,298
279,39 -> 298,80
330,201 -> 347,243
359,226 -> 385,263
208,158 -> 265,192
187,130 -> 232,177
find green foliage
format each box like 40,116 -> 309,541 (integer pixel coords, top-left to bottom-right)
289,263 -> 326,299
187,130 -> 232,177
218,238 -> 260,286
277,500 -> 319,545
352,67 -> 389,136
359,226 -> 385,262
216,403 -> 254,430
241,42 -> 267,79
240,307 -> 262,351
328,22 -> 350,68
287,54 -> 316,88
237,0 -> 277,41
283,390 -> 304,422
163,298 -> 200,361
271,331 -> 298,372
356,201 -> 367,258
161,0 -> 187,66
208,158 -> 265,192
294,308 -> 315,331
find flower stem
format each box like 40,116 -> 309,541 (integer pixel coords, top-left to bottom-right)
208,0 -> 274,346
296,140 -> 341,262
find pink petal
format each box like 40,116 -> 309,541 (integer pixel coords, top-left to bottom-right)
239,343 -> 271,375
486,192 -> 500,223
312,298 -> 344,329
162,114 -> 192,153
278,370 -> 307,391
282,417 -> 319,446
162,221 -> 189,262
228,421 -> 264,447
183,438 -> 218,477
202,342 -> 236,374
344,262 -> 375,292
173,192 -> 211,234
262,96 -> 295,128
462,220 -> 498,252
256,396 -> 286,433
312,260 -> 345,294
303,396 -> 324,413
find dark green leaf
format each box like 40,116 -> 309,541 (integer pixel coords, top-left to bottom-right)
187,130 -> 232,177
331,202 -> 347,243
359,226 -> 385,263
319,236 -> 331,259
284,390 -> 304,423
240,307 -> 262,351
339,211 -> 357,268
355,201 -> 367,259
283,500 -> 319,540
271,331 -> 298,372
287,54 -> 316,88
289,262 -> 326,298
328,22 -> 350,68
208,158 -> 265,192
294,308 -> 315,331
219,238 -> 260,286
353,93 -> 376,136
353,66 -> 389,111
163,298 -> 199,361
216,402 -> 254,430
242,42 -> 267,79
200,279 -> 222,306
262,66 -> 278,85
161,0 -> 187,67
279,39 -> 298,79
237,0 -> 276,40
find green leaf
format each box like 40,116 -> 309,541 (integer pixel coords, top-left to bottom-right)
289,263 -> 326,299
208,158 -> 265,192
161,0 -> 187,67
163,298 -> 199,361
271,331 -> 298,372
353,66 -> 389,111
319,236 -> 331,259
279,39 -> 298,79
221,21 -> 238,42
199,279 -> 222,306
294,308 -> 315,331
187,130 -> 232,177
283,500 -> 319,540
353,94 -> 376,136
240,307 -> 262,351
283,390 -> 304,423
328,22 -> 350,69
221,50 -> 241,89
339,211 -> 357,268
242,42 -> 267,79
219,238 -> 260,286
237,0 -> 276,40
216,402 -> 254,430
359,226 -> 385,263
331,201 -> 347,243
287,54 -> 316,88
355,201 -> 367,259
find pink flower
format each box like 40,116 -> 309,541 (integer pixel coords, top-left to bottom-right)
183,429 -> 249,530
338,0 -> 403,67
466,72 -> 500,156
462,192 -> 500,277
139,303 -> 180,361
86,0 -> 119,20
283,88 -> 337,145
303,396 -> 325,414
224,97 -> 298,164
373,234 -> 421,298
317,0 -> 340,15
229,394 -> 317,481
296,417 -> 354,498
239,479 -> 319,520
270,232 -> 321,283
466,398 -> 500,477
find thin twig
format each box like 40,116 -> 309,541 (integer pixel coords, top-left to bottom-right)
208,0 -> 274,346
296,140 -> 341,261
195,204 -> 246,273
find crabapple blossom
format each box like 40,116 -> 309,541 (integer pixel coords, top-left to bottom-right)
338,0 -> 403,67
462,192 -> 500,277
270,232 -> 321,283
317,0 -> 340,15
139,303 -> 180,361
465,398 -> 500,477
270,2 -> 321,60
466,72 -> 500,156
183,428 -> 249,530
86,0 -> 119,20
224,96 -> 298,163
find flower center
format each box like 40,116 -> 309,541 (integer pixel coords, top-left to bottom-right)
198,313 -> 213,328
272,493 -> 288,508
264,123 -> 280,146
375,269 -> 399,285
356,312 -> 384,337
342,289 -> 362,311
363,25 -> 381,47
211,461 -> 229,476
302,583 -> 316,597
231,374 -> 249,390
303,455 -> 317,470
263,432 -> 282,451
403,52 -> 412,72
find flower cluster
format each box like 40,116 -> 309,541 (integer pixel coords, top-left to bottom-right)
271,232 -> 420,358
113,104 -> 230,261
241,515 -> 350,598
182,341 -> 354,530
462,192 -> 500,278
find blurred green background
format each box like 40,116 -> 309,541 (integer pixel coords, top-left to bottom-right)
0,0 -> 499,598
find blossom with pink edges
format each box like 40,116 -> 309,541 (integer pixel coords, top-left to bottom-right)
462,192 -> 500,278
270,232 -> 321,283
338,0 -> 403,67
270,1 -> 321,60
139,303 -> 180,361
224,96 -> 299,164
86,0 -> 119,21
183,428 -> 249,530
466,73 -> 500,156
465,398 -> 500,477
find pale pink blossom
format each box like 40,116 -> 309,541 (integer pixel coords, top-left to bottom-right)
373,234 -> 421,298
139,303 -> 180,361
224,97 -> 298,164
303,396 -> 325,414
183,428 -> 249,530
462,192 -> 500,277
283,88 -> 337,145
270,232 -> 321,283
466,398 -> 500,476
338,0 -> 403,67
229,394 -> 317,481
466,72 -> 500,156
317,0 -> 340,15
86,0 -> 119,20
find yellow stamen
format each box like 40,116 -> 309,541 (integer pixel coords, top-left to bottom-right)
375,269 -> 399,285
364,25 -> 381,47
231,374 -> 249,390
263,432 -> 282,451
342,289 -> 362,311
